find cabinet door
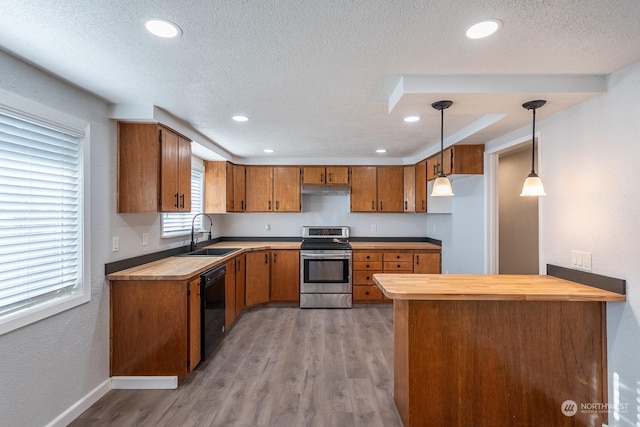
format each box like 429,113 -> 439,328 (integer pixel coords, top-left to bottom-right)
377,166 -> 404,212
177,136 -> 191,212
302,166 -> 326,184
245,250 -> 270,306
427,153 -> 440,181
270,250 -> 300,302
246,166 -> 273,212
350,166 -> 377,212
233,164 -> 246,212
188,278 -> 201,372
225,260 -> 236,329
403,166 -> 416,212
273,166 -> 301,212
204,161 -> 228,213
413,251 -> 441,273
326,166 -> 349,184
117,123 -> 159,213
235,254 -> 246,314
159,127 -> 180,212
415,160 -> 427,212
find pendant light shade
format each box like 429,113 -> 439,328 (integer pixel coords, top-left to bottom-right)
431,100 -> 454,197
520,100 -> 546,197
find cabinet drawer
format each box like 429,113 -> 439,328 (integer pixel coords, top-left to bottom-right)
383,252 -> 413,262
353,261 -> 383,271
353,251 -> 382,262
353,285 -> 383,301
383,261 -> 413,271
353,270 -> 381,285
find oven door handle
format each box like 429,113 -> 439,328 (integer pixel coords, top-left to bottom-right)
301,253 -> 352,259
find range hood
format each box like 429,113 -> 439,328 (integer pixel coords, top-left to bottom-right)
301,184 -> 351,195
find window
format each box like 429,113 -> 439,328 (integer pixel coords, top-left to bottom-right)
161,166 -> 204,237
0,90 -> 89,335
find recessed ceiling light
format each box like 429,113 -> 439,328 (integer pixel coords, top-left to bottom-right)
145,19 -> 182,38
466,19 -> 502,39
264,148 -> 274,153
232,115 -> 249,122
404,116 -> 420,123
376,149 -> 387,154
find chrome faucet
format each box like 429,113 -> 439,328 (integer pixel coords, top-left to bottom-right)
190,213 -> 213,252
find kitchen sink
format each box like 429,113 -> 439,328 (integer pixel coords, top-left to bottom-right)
181,248 -> 240,257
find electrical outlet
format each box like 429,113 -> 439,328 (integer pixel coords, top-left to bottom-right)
371,224 -> 377,232
142,233 -> 148,246
571,250 -> 592,272
265,224 -> 271,230
112,236 -> 120,252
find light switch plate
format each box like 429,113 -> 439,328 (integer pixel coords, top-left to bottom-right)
571,250 -> 592,272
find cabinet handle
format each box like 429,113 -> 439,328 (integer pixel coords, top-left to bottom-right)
241,200 -> 244,210
231,200 -> 234,210
273,253 -> 277,263
416,255 -> 420,264
379,201 -> 383,210
396,255 -> 400,259
275,200 -> 279,210
404,201 -> 408,210
366,255 -> 370,259
366,276 -> 370,280
328,172 -> 332,182
268,200 -> 271,210
366,264 -> 370,268
365,291 -> 370,296
180,194 -> 185,208
265,254 -> 268,264
174,193 -> 179,208
320,172 -> 324,183
371,201 -> 375,210
422,200 -> 426,210
397,264 -> 401,268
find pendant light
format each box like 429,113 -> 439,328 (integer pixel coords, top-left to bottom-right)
520,100 -> 546,197
431,100 -> 454,196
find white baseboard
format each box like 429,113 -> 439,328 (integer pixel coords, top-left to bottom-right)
111,375 -> 178,389
46,378 -> 111,427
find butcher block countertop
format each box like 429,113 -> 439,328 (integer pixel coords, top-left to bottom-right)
107,240 -> 441,281
373,273 -> 626,302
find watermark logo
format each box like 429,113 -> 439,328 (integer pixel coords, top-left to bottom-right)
561,400 -> 578,417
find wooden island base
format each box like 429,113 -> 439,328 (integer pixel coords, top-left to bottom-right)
375,274 -> 626,427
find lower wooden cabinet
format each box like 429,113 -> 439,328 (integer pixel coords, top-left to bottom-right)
110,278 -> 201,379
234,254 -> 246,315
245,250 -> 270,307
352,249 -> 442,302
270,250 -> 300,302
225,259 -> 236,329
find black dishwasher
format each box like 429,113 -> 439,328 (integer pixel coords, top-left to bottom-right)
200,264 -> 226,362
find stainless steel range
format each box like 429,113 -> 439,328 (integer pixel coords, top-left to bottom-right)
300,226 -> 352,308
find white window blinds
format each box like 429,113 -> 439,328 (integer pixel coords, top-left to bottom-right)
0,112 -> 83,318
161,167 -> 204,236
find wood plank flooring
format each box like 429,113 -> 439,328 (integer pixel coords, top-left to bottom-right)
70,306 -> 401,427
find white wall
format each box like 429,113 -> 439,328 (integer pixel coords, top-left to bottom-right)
0,51 -> 113,426
487,60 -> 640,425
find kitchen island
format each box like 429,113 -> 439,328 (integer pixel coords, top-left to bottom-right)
373,273 -> 625,427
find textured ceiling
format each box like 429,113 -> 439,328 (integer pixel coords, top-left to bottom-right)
1,0 -> 640,163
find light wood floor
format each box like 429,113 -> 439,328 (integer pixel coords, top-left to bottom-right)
70,306 -> 402,427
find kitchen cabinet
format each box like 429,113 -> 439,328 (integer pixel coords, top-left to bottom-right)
350,166 -> 377,212
225,259 -> 236,329
245,166 -> 301,212
350,166 -> 404,212
273,166 -> 301,212
234,254 -> 246,315
204,161 -> 245,213
413,250 -> 441,273
110,277 -> 201,379
404,161 -> 427,212
245,250 -> 270,307
270,250 -> 300,302
117,122 -> 192,213
377,166 -> 404,212
302,166 -> 349,185
427,144 -> 484,181
353,251 -> 384,302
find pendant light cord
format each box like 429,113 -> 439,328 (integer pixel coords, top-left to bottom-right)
530,107 -> 536,175
439,107 -> 445,176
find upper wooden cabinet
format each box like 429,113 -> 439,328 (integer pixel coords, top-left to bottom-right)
350,166 -> 377,212
350,166 -> 403,212
427,144 -> 484,181
117,122 -> 192,213
302,166 -> 349,185
245,166 -> 301,212
204,161 -> 245,213
403,161 -> 427,213
273,167 -> 301,212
